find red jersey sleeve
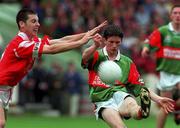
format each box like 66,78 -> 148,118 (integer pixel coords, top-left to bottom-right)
126,62 -> 145,97
38,35 -> 50,57
128,62 -> 144,86
15,36 -> 50,59
147,29 -> 162,49
42,35 -> 50,45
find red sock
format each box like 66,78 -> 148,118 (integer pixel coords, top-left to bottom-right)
137,109 -> 143,119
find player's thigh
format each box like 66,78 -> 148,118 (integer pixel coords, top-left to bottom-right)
119,97 -> 139,116
101,108 -> 126,128
175,83 -> 180,105
159,82 -> 180,98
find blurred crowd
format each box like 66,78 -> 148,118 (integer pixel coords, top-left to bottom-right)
18,59 -> 85,116
20,0 -> 177,74
1,0 -> 178,116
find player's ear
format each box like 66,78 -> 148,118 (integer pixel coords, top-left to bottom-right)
19,21 -> 25,28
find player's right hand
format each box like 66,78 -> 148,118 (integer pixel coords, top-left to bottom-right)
141,47 -> 150,58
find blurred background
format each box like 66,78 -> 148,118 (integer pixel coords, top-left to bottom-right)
0,0 -> 179,128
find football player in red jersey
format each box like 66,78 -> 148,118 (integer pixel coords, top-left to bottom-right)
0,8 -> 107,128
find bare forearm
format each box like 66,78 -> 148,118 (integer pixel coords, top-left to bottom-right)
61,33 -> 86,41
43,20 -> 108,54
50,33 -> 86,44
82,43 -> 98,62
43,40 -> 84,54
148,88 -> 175,113
148,88 -> 161,103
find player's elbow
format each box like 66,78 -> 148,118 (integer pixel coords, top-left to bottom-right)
82,54 -> 88,63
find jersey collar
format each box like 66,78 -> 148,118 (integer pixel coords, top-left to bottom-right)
168,22 -> 174,31
169,22 -> 180,34
18,31 -> 30,41
102,47 -> 121,61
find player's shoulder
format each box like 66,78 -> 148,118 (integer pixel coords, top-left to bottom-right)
97,49 -> 105,57
120,54 -> 133,63
10,34 -> 23,44
158,24 -> 168,32
17,32 -> 29,40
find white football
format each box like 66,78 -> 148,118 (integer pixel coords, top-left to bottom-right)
98,60 -> 122,85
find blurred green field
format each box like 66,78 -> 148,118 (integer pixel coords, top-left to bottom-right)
6,114 -> 178,128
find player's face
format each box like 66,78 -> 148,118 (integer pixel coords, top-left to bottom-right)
23,14 -> 40,39
105,36 -> 121,55
170,7 -> 180,25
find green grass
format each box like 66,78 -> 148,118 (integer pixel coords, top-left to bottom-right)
6,113 -> 178,128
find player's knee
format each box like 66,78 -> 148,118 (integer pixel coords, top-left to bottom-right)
132,108 -> 142,120
127,101 -> 141,119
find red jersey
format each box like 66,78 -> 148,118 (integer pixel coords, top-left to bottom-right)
0,32 -> 49,86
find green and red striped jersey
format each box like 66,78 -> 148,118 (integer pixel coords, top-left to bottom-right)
144,23 -> 180,74
82,48 -> 144,102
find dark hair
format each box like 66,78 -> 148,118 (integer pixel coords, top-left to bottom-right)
16,8 -> 36,29
170,4 -> 180,14
102,25 -> 124,39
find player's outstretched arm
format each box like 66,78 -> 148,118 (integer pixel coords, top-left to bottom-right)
148,89 -> 175,113
42,21 -> 107,54
82,34 -> 104,62
42,31 -> 94,54
50,21 -> 108,44
51,33 -> 86,44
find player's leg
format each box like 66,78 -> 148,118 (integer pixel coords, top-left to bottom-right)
173,83 -> 180,125
157,90 -> 172,128
0,107 -> 5,128
101,108 -> 127,128
0,87 -> 13,128
118,87 -> 151,120
174,101 -> 180,125
119,96 -> 144,120
94,91 -> 130,128
156,71 -> 177,128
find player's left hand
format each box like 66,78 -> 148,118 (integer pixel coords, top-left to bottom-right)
158,97 -> 175,114
93,34 -> 105,48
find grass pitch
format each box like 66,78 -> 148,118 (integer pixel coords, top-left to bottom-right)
6,113 -> 178,128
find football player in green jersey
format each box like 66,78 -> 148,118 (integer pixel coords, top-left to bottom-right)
82,24 -> 174,128
142,4 -> 180,128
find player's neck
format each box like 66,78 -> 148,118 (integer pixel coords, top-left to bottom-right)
107,52 -> 118,60
172,22 -> 180,33
19,29 -> 34,41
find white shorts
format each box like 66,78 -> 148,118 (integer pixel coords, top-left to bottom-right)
157,71 -> 180,91
0,86 -> 13,110
94,91 -> 130,120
